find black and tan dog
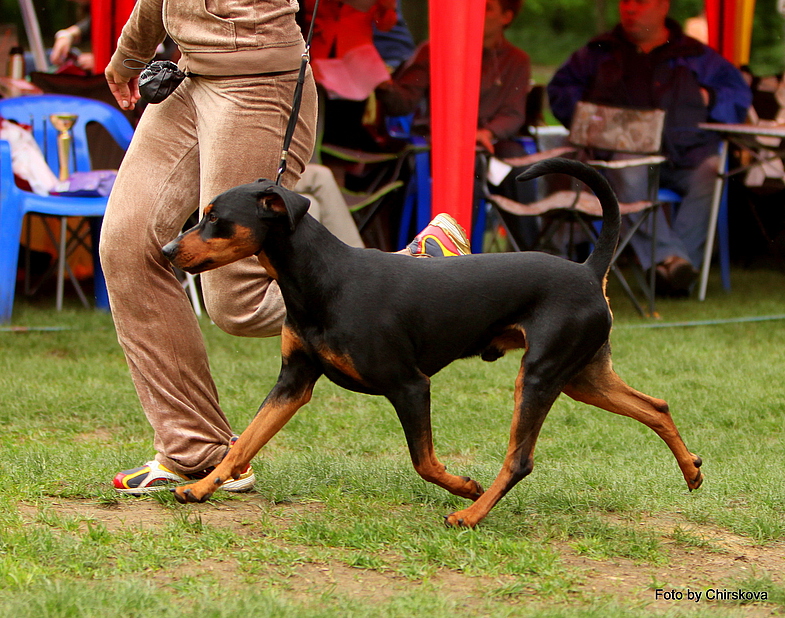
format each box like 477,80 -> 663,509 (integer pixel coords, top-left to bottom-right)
162,158 -> 703,528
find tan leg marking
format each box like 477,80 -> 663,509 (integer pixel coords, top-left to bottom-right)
562,352 -> 703,491
446,362 -> 539,527
173,326 -> 314,503
317,347 -> 366,385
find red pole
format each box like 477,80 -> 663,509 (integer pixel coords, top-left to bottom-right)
91,0 -> 136,74
428,0 -> 485,233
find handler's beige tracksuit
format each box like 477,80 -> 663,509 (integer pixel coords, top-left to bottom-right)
100,0 -> 317,476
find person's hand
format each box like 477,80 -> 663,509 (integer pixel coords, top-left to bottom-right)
76,52 -> 95,73
105,63 -> 141,110
50,26 -> 79,65
476,128 -> 495,154
700,87 -> 710,106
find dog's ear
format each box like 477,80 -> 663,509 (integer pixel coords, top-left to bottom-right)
254,180 -> 310,230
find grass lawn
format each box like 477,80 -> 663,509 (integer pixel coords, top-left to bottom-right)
1,266 -> 784,617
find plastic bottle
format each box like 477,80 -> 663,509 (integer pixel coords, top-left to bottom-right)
8,46 -> 24,79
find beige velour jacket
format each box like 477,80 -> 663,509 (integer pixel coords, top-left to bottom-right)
109,0 -> 306,79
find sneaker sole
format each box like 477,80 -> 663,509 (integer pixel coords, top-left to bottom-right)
115,471 -> 256,495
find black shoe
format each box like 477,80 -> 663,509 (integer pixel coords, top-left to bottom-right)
655,256 -> 698,296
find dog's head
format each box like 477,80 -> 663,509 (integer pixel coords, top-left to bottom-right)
162,179 -> 310,273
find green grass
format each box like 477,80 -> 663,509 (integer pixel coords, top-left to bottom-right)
1,267 -> 785,617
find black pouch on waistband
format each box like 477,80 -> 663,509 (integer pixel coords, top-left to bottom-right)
137,60 -> 187,104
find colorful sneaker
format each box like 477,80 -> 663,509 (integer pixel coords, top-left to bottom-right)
407,213 -> 471,257
113,437 -> 255,495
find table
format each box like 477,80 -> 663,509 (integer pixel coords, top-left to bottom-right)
697,122 -> 785,300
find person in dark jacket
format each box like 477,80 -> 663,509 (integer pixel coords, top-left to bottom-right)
376,0 -> 530,156
548,0 -> 751,295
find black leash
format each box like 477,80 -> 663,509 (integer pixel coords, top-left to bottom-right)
275,0 -> 320,185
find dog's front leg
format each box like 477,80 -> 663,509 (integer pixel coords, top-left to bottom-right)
174,332 -> 322,504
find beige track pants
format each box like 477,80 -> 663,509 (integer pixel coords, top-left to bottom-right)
100,70 -> 317,475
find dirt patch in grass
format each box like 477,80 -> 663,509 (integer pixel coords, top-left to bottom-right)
17,496 -> 785,615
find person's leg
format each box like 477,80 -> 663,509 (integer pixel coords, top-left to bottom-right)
626,208 -> 691,271
100,85 -> 233,476
295,163 -> 365,247
197,71 -> 317,337
102,70 -> 317,481
667,155 -> 720,269
603,157 -> 690,271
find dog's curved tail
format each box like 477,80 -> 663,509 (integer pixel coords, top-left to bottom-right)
516,157 -> 621,283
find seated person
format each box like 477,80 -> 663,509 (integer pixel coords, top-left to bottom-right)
547,0 -> 751,295
372,0 -> 415,72
50,9 -> 94,73
303,0 -> 399,152
296,163 -> 365,248
375,0 -> 530,158
375,0 -> 533,246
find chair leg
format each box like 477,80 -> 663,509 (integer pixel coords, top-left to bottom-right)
699,140 -> 729,301
718,181 -> 731,291
0,210 -> 24,324
24,216 -> 32,296
649,205 -> 657,316
90,218 -> 110,311
57,217 -> 67,311
183,273 -> 202,317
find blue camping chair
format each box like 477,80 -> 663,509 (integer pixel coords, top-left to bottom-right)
0,94 -> 134,323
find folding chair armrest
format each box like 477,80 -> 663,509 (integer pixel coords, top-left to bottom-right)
320,143 -> 403,164
500,146 -> 577,167
342,180 -> 404,212
587,155 -> 666,169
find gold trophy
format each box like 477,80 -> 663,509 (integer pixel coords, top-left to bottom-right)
49,113 -> 78,181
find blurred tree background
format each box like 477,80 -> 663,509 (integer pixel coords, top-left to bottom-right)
2,0 -> 783,78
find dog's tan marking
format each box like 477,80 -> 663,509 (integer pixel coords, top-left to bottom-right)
446,361 -> 537,527
562,347 -> 703,491
318,347 -> 365,384
257,252 -> 279,279
172,223 -> 259,271
173,364 -> 316,504
281,325 -> 304,358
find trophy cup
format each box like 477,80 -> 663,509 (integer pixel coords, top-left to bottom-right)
49,113 -> 78,181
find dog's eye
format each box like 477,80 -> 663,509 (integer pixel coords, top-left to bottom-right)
207,213 -> 218,223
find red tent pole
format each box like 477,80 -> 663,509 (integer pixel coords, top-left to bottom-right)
705,0 -> 720,50
428,0 -> 485,233
91,0 -> 135,74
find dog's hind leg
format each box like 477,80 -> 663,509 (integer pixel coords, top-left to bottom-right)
387,376 -> 485,501
173,327 -> 322,504
562,344 -> 703,491
444,358 -> 562,528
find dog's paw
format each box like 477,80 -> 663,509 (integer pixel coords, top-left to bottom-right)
687,470 -> 704,491
444,509 -> 479,528
171,484 -> 214,504
685,455 -> 703,491
459,476 -> 485,501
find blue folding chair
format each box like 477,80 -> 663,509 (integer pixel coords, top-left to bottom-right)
0,94 -> 134,323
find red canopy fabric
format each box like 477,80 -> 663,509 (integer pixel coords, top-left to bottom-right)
428,0 -> 485,232
91,0 -> 134,74
705,0 -> 756,65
